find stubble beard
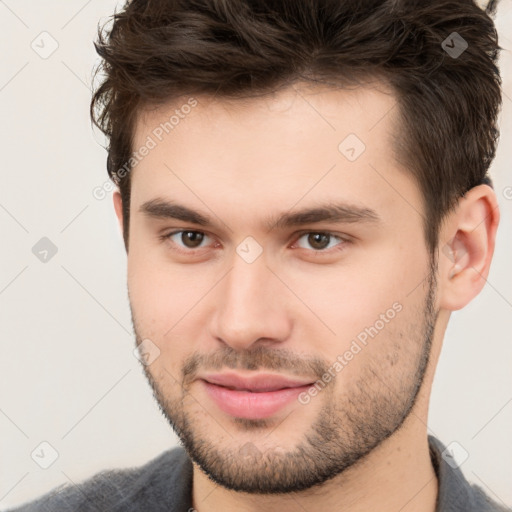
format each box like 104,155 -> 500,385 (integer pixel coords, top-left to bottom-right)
133,262 -> 438,494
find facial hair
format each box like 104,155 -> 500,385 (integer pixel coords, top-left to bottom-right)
131,259 -> 438,494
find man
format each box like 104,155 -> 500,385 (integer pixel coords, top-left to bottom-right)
10,0 -> 509,511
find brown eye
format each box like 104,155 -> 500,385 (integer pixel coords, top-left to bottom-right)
181,231 -> 204,248
162,230 -> 211,251
295,232 -> 343,251
307,233 -> 330,250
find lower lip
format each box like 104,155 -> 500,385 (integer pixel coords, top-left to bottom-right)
201,380 -> 313,419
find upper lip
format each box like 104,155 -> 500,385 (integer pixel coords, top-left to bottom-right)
200,372 -> 315,392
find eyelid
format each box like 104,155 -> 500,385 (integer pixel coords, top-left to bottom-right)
160,228 -> 350,254
160,229 -> 216,253
289,230 -> 350,252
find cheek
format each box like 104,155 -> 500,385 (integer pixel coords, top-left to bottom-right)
287,249 -> 422,335
127,249 -> 211,368
322,298 -> 425,398
127,242 -> 195,326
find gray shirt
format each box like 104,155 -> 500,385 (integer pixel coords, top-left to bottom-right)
7,436 -> 510,511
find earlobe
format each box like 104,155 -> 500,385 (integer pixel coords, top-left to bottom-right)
438,185 -> 500,311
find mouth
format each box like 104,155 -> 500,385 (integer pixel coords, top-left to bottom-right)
199,372 -> 315,419
212,384 -> 297,392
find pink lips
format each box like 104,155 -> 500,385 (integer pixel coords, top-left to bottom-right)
200,372 -> 314,419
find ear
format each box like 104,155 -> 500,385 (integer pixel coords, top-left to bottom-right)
437,184 -> 500,311
113,190 -> 124,237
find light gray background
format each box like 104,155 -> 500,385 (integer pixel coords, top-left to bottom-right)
1,1 -> 511,509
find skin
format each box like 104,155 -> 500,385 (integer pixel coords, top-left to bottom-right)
113,82 -> 499,512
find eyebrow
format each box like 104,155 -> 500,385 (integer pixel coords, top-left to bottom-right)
139,198 -> 381,231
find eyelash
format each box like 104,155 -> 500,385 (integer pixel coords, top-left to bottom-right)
158,229 -> 350,256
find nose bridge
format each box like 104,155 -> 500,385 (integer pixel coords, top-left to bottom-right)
210,251 -> 291,349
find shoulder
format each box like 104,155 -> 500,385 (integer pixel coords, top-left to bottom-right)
428,435 -> 511,512
468,485 -> 512,512
7,446 -> 193,512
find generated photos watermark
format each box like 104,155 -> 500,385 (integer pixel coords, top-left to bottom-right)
298,301 -> 403,405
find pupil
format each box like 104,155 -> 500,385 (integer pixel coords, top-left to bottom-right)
309,233 -> 329,250
183,231 -> 203,248
180,232 -> 331,250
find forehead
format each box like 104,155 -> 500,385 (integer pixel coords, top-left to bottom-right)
134,81 -> 398,147
129,82 -> 423,233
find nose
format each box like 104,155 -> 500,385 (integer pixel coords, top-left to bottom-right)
208,252 -> 292,351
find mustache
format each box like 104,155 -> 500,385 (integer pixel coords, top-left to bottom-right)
181,345 -> 329,385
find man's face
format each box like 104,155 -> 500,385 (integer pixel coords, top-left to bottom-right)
122,83 -> 439,493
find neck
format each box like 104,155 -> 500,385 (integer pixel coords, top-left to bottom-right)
191,413 -> 439,512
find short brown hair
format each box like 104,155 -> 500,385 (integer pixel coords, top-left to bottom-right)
90,0 -> 502,254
